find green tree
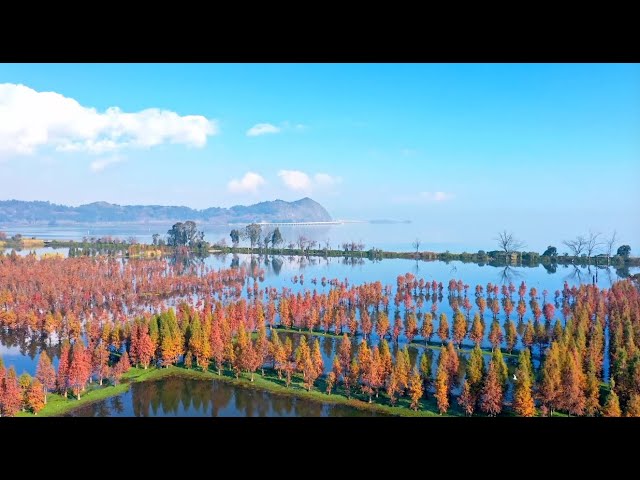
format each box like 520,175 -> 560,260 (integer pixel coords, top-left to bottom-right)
467,345 -> 485,403
167,221 -> 203,247
230,229 -> 241,247
513,350 -> 536,416
271,227 -> 283,250
617,245 -> 631,258
245,223 -> 262,251
603,379 -> 622,417
542,246 -> 557,257
491,348 -> 508,387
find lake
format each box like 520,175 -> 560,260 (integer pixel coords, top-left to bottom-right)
64,376 -> 383,417
2,227 -> 637,417
0,221 -> 522,253
1,251 -> 637,379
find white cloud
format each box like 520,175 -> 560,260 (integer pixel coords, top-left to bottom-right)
277,170 -> 342,193
278,170 -> 311,191
314,173 -> 342,186
421,191 -> 454,202
227,171 -> 266,194
0,83 -> 218,158
246,123 -> 281,137
393,191 -> 455,204
90,155 -> 125,172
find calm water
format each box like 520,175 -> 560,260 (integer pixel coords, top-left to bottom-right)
1,250 -> 637,378
0,221 -> 504,252
65,376 -> 383,417
2,224 -> 638,414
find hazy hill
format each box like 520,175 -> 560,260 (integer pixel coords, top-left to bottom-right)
0,197 -> 332,224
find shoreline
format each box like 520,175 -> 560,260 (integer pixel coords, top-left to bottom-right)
16,364 -> 451,418
1,238 -> 637,270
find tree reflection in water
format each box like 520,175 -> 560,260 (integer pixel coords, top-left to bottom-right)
66,377 -> 383,417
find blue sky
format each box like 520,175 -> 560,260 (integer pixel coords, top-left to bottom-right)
0,63 -> 638,249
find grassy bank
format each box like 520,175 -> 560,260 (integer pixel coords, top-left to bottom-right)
16,363 -> 456,418
15,367 -> 175,417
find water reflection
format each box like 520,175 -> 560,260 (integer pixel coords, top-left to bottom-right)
66,377 -> 383,417
497,265 -> 523,284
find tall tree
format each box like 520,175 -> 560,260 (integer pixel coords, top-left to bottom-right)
452,310 -> 467,348
513,350 -> 536,417
1,367 -> 22,417
68,342 -> 90,400
438,313 -> 450,345
495,230 -> 525,263
559,347 -> 586,416
57,341 -> 71,397
230,229 -> 241,247
408,368 -> 423,411
603,379 -> 622,417
434,362 -> 449,415
469,313 -> 484,346
480,360 -> 503,417
625,393 -> 640,417
92,341 -> 110,385
311,338 -> 324,381
467,345 -> 485,405
616,244 -> 631,258
539,342 -> 563,415
27,379 -> 45,415
488,319 -> 503,351
271,227 -> 283,250
584,360 -> 601,416
491,348 -> 508,388
420,312 -> 434,344
458,380 -> 475,416
244,223 -> 262,251
505,319 -> 518,354
35,351 -> 56,404
563,235 -> 587,257
419,351 -> 432,389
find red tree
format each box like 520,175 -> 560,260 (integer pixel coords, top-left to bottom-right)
36,351 -> 56,404
1,367 -> 22,417
480,360 -> 503,416
57,341 -> 71,397
68,342 -> 90,400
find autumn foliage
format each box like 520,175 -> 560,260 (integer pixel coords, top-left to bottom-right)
0,254 -> 639,416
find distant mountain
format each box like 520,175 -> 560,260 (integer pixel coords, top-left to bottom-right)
0,197 -> 332,224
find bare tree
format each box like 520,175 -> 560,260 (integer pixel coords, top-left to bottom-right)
604,230 -> 618,266
324,238 -> 331,253
495,230 -> 525,263
563,235 -> 587,258
585,230 -> 602,261
412,238 -> 421,255
296,235 -> 308,252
